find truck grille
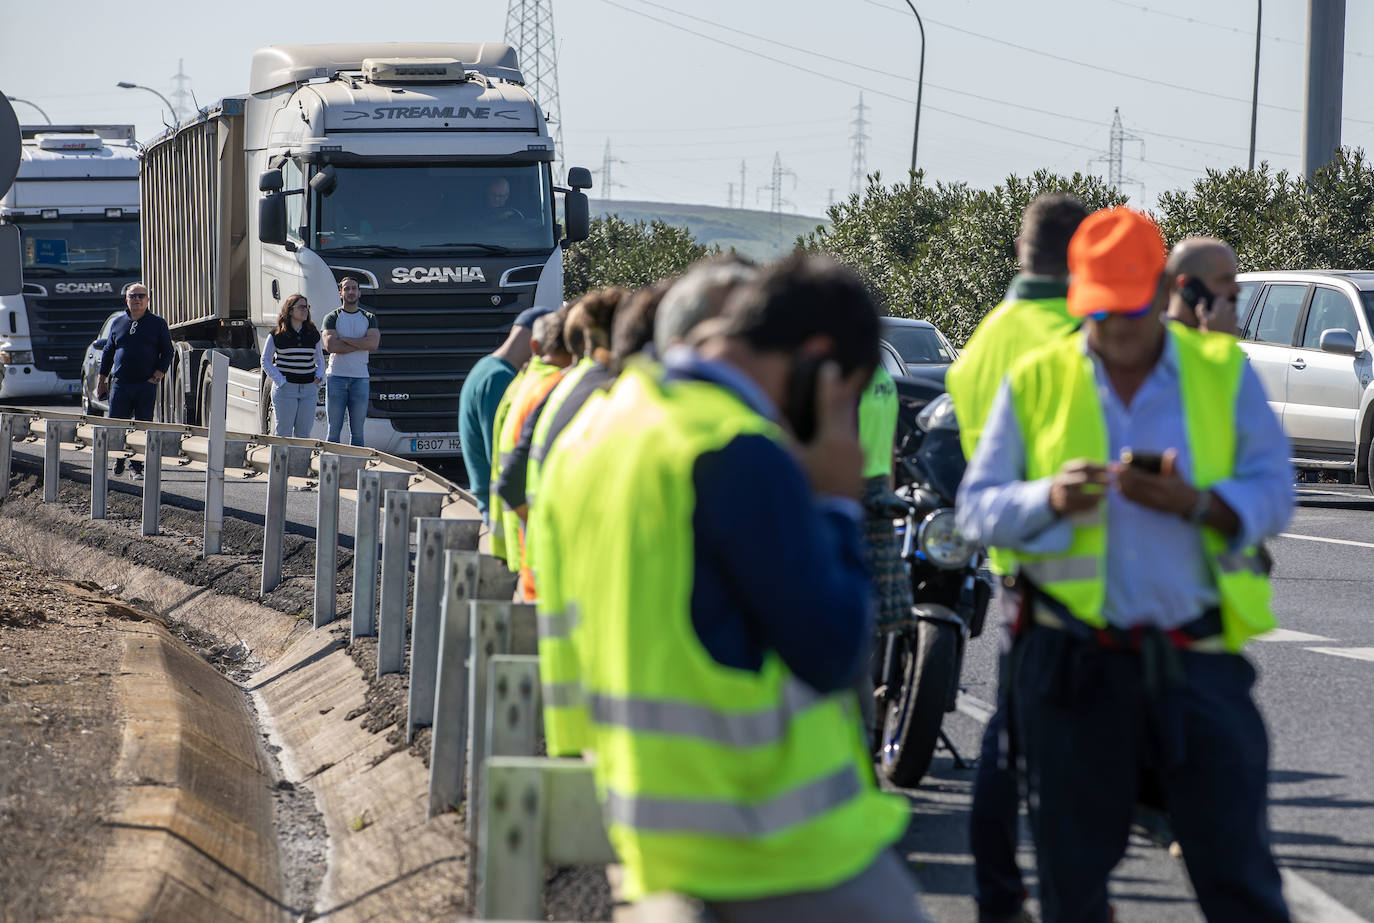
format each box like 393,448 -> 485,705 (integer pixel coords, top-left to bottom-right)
361,291 -> 536,433
23,295 -> 122,379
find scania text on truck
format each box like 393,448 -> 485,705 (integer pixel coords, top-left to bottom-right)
0,125 -> 140,401
138,42 -> 591,454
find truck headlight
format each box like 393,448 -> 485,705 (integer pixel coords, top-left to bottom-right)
0,350 -> 34,366
917,508 -> 976,569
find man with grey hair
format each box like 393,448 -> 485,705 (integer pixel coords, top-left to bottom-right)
653,255 -> 756,355
1164,237 -> 1241,336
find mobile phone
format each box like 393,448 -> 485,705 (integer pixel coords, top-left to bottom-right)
1179,276 -> 1215,316
1120,448 -> 1164,474
783,355 -> 825,443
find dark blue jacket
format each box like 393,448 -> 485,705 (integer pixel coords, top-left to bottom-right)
99,310 -> 174,382
664,352 -> 874,694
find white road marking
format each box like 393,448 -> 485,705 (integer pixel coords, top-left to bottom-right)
955,692 -> 996,725
1255,629 -> 1337,643
1306,647 -> 1374,663
1281,869 -> 1371,923
1278,532 -> 1374,550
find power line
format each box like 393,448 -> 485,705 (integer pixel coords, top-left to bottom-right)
168,59 -> 194,123
592,138 -> 627,201
506,0 -> 565,179
1090,108 -> 1145,198
1102,0 -> 1371,58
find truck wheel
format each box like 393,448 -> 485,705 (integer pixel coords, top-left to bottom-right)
260,377 -> 276,437
1368,440 -> 1374,495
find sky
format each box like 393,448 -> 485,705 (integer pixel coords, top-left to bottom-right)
4,0 -> 1372,219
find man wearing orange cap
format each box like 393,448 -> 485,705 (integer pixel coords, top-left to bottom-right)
956,207 -> 1293,923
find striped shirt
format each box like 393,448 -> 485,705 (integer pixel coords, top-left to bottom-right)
263,325 -> 325,385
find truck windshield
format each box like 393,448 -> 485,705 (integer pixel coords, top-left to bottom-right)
313,163 -> 556,254
15,217 -> 141,275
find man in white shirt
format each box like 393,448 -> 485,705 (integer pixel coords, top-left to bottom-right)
321,277 -> 380,446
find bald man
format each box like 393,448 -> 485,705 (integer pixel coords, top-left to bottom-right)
1164,237 -> 1241,335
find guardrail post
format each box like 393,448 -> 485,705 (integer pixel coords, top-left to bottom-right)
351,469 -> 410,639
141,430 -> 163,536
91,426 -> 109,519
476,759 -> 543,921
314,453 -> 341,627
203,351 -> 229,556
408,518 -> 481,742
43,423 -> 62,503
261,444 -> 289,595
428,550 -> 481,818
466,600 -> 511,849
487,655 -> 540,760
0,414 -> 12,501
377,488 -> 443,676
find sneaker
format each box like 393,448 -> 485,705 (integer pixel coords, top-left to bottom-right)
978,907 -> 1036,923
113,457 -> 125,476
130,460 -> 144,478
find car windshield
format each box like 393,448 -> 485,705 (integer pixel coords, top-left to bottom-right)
15,217 -> 140,275
313,163 -> 556,254
1361,292 -> 1374,330
884,324 -> 956,365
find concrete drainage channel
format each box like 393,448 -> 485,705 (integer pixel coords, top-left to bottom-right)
0,414 -> 504,921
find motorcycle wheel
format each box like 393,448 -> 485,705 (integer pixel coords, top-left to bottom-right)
879,619 -> 960,788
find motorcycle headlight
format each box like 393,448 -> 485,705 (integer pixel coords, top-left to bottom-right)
915,392 -> 959,432
917,507 -> 976,569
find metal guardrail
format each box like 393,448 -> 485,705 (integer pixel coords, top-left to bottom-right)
0,389 -> 629,920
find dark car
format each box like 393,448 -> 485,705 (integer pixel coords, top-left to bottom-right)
880,317 -> 958,380
80,311 -> 124,416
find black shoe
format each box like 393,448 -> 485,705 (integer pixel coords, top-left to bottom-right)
113,457 -> 125,476
130,460 -> 144,480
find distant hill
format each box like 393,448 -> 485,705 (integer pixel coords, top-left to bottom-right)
591,200 -> 829,263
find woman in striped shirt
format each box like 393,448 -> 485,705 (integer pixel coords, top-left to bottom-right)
262,294 -> 325,438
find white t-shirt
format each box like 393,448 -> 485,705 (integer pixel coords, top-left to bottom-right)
323,305 -> 378,378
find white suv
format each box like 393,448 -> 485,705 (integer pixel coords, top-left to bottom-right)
1236,271 -> 1374,491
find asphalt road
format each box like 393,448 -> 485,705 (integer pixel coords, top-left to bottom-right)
904,484 -> 1374,923
6,411 -> 1372,922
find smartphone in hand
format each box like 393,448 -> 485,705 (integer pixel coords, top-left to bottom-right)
1120,448 -> 1164,474
783,355 -> 825,443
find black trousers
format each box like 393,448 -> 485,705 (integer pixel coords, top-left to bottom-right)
1013,625 -> 1291,923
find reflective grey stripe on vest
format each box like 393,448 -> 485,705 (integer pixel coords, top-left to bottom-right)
542,681 -> 583,708
586,677 -> 824,749
603,764 -> 860,837
537,605 -> 580,641
1216,551 -> 1265,576
491,518 -> 504,539
1021,556 -> 1099,584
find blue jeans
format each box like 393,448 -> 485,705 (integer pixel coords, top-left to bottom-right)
271,380 -> 320,438
108,379 -> 156,421
326,375 -> 369,445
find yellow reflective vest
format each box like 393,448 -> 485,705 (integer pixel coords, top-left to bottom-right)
1009,325 -> 1275,651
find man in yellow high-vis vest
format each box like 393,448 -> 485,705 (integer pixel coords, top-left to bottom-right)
535,254 -> 929,920
956,208 -> 1293,923
945,192 -> 1088,923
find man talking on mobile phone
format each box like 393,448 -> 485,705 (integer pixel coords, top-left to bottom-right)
534,254 -> 932,921
1163,237 -> 1241,335
956,208 -> 1293,923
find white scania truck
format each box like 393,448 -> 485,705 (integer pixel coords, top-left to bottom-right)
0,125 -> 140,401
140,43 -> 590,453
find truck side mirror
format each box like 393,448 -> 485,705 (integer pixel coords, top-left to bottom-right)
259,170 -> 284,193
566,166 -> 593,190
310,165 -> 338,197
0,226 -> 22,297
563,189 -> 590,243
258,194 -> 288,246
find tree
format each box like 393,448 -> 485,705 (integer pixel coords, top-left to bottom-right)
805,170 -> 1124,343
563,215 -> 715,298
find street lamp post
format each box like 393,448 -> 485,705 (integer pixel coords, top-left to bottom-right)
902,1 -> 926,177
1249,0 -> 1262,170
115,82 -> 176,126
5,96 -> 50,124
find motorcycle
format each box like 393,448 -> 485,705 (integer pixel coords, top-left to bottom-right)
870,381 -> 991,788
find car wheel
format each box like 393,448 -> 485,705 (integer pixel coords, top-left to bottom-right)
1368,439 -> 1374,495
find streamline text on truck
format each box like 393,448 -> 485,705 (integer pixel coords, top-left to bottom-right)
0,125 -> 140,401
139,42 -> 590,452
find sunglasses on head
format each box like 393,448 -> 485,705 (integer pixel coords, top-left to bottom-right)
1088,302 -> 1152,323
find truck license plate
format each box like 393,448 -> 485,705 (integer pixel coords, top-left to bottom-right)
410,437 -> 461,454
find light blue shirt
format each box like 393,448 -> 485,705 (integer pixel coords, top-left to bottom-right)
955,329 -> 1293,629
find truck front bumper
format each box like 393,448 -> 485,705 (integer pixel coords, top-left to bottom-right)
0,365 -> 82,401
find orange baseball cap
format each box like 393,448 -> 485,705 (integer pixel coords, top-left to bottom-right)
1066,207 -> 1167,318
